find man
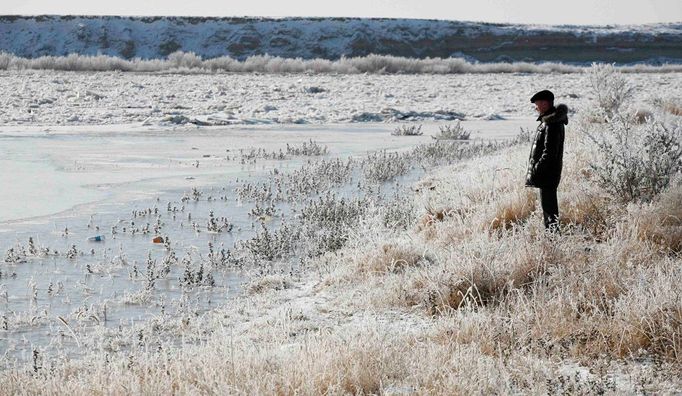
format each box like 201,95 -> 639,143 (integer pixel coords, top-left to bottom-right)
525,90 -> 568,233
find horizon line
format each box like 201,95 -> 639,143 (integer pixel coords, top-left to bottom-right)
1,14 -> 680,28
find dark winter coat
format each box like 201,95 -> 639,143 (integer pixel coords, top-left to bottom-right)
525,104 -> 568,188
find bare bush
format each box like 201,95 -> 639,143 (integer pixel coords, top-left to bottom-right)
584,117 -> 682,202
582,64 -> 682,202
432,121 -> 471,140
391,124 -> 423,136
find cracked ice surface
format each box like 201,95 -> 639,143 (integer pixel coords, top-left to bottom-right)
1,70 -> 679,128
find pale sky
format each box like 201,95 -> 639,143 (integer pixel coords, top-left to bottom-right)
1,0 -> 681,25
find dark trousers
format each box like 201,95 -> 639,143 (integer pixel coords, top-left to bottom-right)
539,187 -> 560,233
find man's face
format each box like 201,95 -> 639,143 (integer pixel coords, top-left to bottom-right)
534,100 -> 552,114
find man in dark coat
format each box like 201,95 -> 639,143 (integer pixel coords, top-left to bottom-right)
525,90 -> 568,233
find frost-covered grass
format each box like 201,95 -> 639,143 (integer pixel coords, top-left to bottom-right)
4,138 -> 682,393
3,66 -> 682,393
2,52 -> 682,74
3,73 -> 682,393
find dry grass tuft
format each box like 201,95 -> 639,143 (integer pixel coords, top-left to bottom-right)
634,186 -> 682,252
508,238 -> 562,287
602,304 -> 682,362
415,205 -> 472,239
355,243 -> 425,274
417,206 -> 453,228
488,189 -> 536,231
633,109 -> 654,124
559,192 -> 611,236
403,235 -> 565,315
403,269 -> 499,315
246,274 -> 293,294
660,99 -> 682,116
633,305 -> 682,361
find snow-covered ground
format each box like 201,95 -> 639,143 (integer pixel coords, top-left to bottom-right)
1,70 -> 680,127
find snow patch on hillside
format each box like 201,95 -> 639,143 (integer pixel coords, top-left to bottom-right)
0,16 -> 680,63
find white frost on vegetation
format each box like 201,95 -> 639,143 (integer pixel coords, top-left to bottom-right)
2,52 -> 682,74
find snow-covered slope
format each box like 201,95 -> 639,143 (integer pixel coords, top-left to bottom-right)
1,15 -> 680,63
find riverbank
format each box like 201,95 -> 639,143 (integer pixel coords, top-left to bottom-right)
4,128 -> 681,393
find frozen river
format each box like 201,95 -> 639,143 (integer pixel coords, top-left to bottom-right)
0,120 -> 526,365
0,121 -> 527,224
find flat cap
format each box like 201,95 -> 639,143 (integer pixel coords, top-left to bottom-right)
530,89 -> 554,103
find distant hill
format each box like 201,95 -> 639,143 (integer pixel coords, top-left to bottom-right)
1,15 -> 680,64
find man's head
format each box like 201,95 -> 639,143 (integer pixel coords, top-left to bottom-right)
530,90 -> 554,114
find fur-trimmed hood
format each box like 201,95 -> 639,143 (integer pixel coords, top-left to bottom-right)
539,104 -> 569,125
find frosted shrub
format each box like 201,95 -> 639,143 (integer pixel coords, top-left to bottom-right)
583,65 -> 682,202
587,63 -> 634,121
298,193 -> 369,227
4,247 -> 26,264
412,140 -> 503,167
236,157 -> 353,203
235,180 -> 276,202
585,117 -> 682,202
144,253 -> 159,290
298,193 -> 370,257
0,52 -> 10,69
286,139 -> 329,156
179,253 -> 215,287
303,221 -> 353,258
642,122 -> 682,194
206,210 -> 233,232
391,124 -> 423,136
1,51 -> 682,74
249,201 -> 277,218
362,151 -> 412,182
167,51 -> 203,69
239,147 -> 287,162
238,223 -> 300,263
381,192 -> 416,230
433,121 -> 471,140
283,157 -> 354,198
